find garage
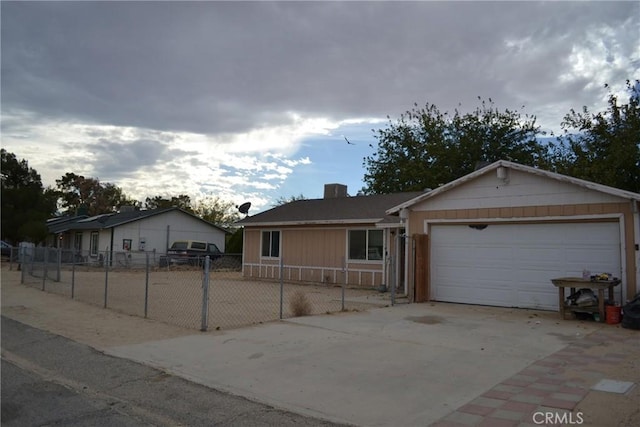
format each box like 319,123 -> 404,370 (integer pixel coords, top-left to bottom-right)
429,221 -> 622,310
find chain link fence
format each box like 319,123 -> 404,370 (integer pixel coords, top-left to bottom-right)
17,247 -> 388,331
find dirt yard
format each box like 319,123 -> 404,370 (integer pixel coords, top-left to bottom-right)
16,265 -> 388,330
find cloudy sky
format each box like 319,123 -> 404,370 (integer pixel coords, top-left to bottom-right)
1,1 -> 638,213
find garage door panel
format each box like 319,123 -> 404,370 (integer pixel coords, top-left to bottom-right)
430,222 -> 621,310
435,283 -> 515,306
516,289 -> 557,309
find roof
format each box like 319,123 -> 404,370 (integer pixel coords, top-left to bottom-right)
236,192 -> 424,227
48,207 -> 229,234
387,160 -> 640,214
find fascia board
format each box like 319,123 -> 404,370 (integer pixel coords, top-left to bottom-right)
238,218 -> 384,227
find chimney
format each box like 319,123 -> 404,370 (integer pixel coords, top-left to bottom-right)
324,183 -> 348,199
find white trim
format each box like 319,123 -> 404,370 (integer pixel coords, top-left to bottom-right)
239,218 -> 385,227
346,228 -> 385,263
634,207 -> 640,303
242,262 -> 382,286
422,213 -> 624,234
260,229 -> 281,259
423,214 -> 627,304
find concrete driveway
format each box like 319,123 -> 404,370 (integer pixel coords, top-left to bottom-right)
107,302 -> 600,426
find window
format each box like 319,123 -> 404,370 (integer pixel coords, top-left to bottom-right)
74,233 -> 83,251
191,241 -> 207,250
261,230 -> 280,258
349,229 -> 383,261
90,231 -> 99,256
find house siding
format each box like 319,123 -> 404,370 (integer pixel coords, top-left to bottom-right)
113,210 -> 226,255
242,224 -> 386,288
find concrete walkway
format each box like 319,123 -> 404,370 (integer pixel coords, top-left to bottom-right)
105,303 -> 638,427
2,268 -> 639,426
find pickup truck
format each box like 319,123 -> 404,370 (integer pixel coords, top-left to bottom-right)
160,240 -> 222,267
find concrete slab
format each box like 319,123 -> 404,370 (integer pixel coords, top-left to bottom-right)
107,303 -> 599,427
591,379 -> 635,394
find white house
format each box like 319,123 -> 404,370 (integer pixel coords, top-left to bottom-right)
47,207 -> 228,264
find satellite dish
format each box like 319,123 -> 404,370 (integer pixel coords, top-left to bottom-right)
237,202 -> 251,215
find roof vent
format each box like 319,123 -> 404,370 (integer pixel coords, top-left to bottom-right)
324,183 -> 348,199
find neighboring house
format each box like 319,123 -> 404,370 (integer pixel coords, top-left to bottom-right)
47,207 -> 228,264
387,160 -> 640,310
236,184 -> 424,289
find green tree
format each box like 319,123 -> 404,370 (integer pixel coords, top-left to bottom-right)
194,196 -> 240,228
272,193 -> 307,207
552,80 -> 640,193
1,149 -> 57,243
56,173 -> 136,216
144,194 -> 193,211
362,98 -> 547,194
225,227 -> 243,254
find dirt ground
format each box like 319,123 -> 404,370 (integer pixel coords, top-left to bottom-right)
9,264 -> 387,330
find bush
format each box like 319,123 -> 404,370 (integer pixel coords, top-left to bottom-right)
289,290 -> 312,317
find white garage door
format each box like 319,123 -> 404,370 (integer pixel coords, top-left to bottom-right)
430,222 -> 622,310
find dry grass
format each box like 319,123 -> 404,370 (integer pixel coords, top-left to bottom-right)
289,290 -> 312,317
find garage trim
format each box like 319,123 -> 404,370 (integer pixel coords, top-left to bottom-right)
424,214 -> 627,303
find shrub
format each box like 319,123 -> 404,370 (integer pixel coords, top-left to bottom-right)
289,290 -> 312,317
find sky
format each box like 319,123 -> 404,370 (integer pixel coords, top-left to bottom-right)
1,1 -> 638,215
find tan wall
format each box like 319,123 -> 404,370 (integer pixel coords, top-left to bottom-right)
242,225 -> 388,288
406,201 -> 637,301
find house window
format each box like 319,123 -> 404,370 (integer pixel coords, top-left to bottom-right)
349,229 -> 383,261
261,230 -> 280,258
90,232 -> 99,256
74,233 -> 83,251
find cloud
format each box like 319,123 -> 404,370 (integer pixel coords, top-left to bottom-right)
1,1 -> 638,211
4,2 -> 636,133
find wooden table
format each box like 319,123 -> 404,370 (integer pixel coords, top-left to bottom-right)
551,277 -> 621,323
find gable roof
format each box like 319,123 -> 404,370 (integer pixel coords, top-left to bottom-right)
48,207 -> 229,234
387,160 -> 640,214
236,192 -> 424,227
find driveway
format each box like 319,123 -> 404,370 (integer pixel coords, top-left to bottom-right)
106,302 -> 601,426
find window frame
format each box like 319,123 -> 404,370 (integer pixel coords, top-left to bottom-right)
89,231 -> 99,257
261,230 -> 281,258
74,232 -> 83,251
348,228 -> 384,262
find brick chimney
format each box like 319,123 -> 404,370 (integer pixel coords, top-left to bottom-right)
324,183 -> 348,198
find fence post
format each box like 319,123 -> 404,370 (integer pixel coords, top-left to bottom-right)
42,247 -> 48,291
279,257 -> 284,319
390,255 -> 396,306
200,256 -> 210,331
144,252 -> 150,318
20,246 -> 25,284
71,256 -> 76,299
104,251 -> 109,308
55,247 -> 61,282
342,257 -> 347,311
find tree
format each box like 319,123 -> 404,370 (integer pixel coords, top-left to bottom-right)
193,196 -> 240,228
272,193 -> 307,207
144,195 -> 193,211
55,173 -> 137,216
552,80 -> 640,193
362,98 -> 547,194
1,149 -> 57,243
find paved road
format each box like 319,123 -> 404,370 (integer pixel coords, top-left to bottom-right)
1,316 -> 344,427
